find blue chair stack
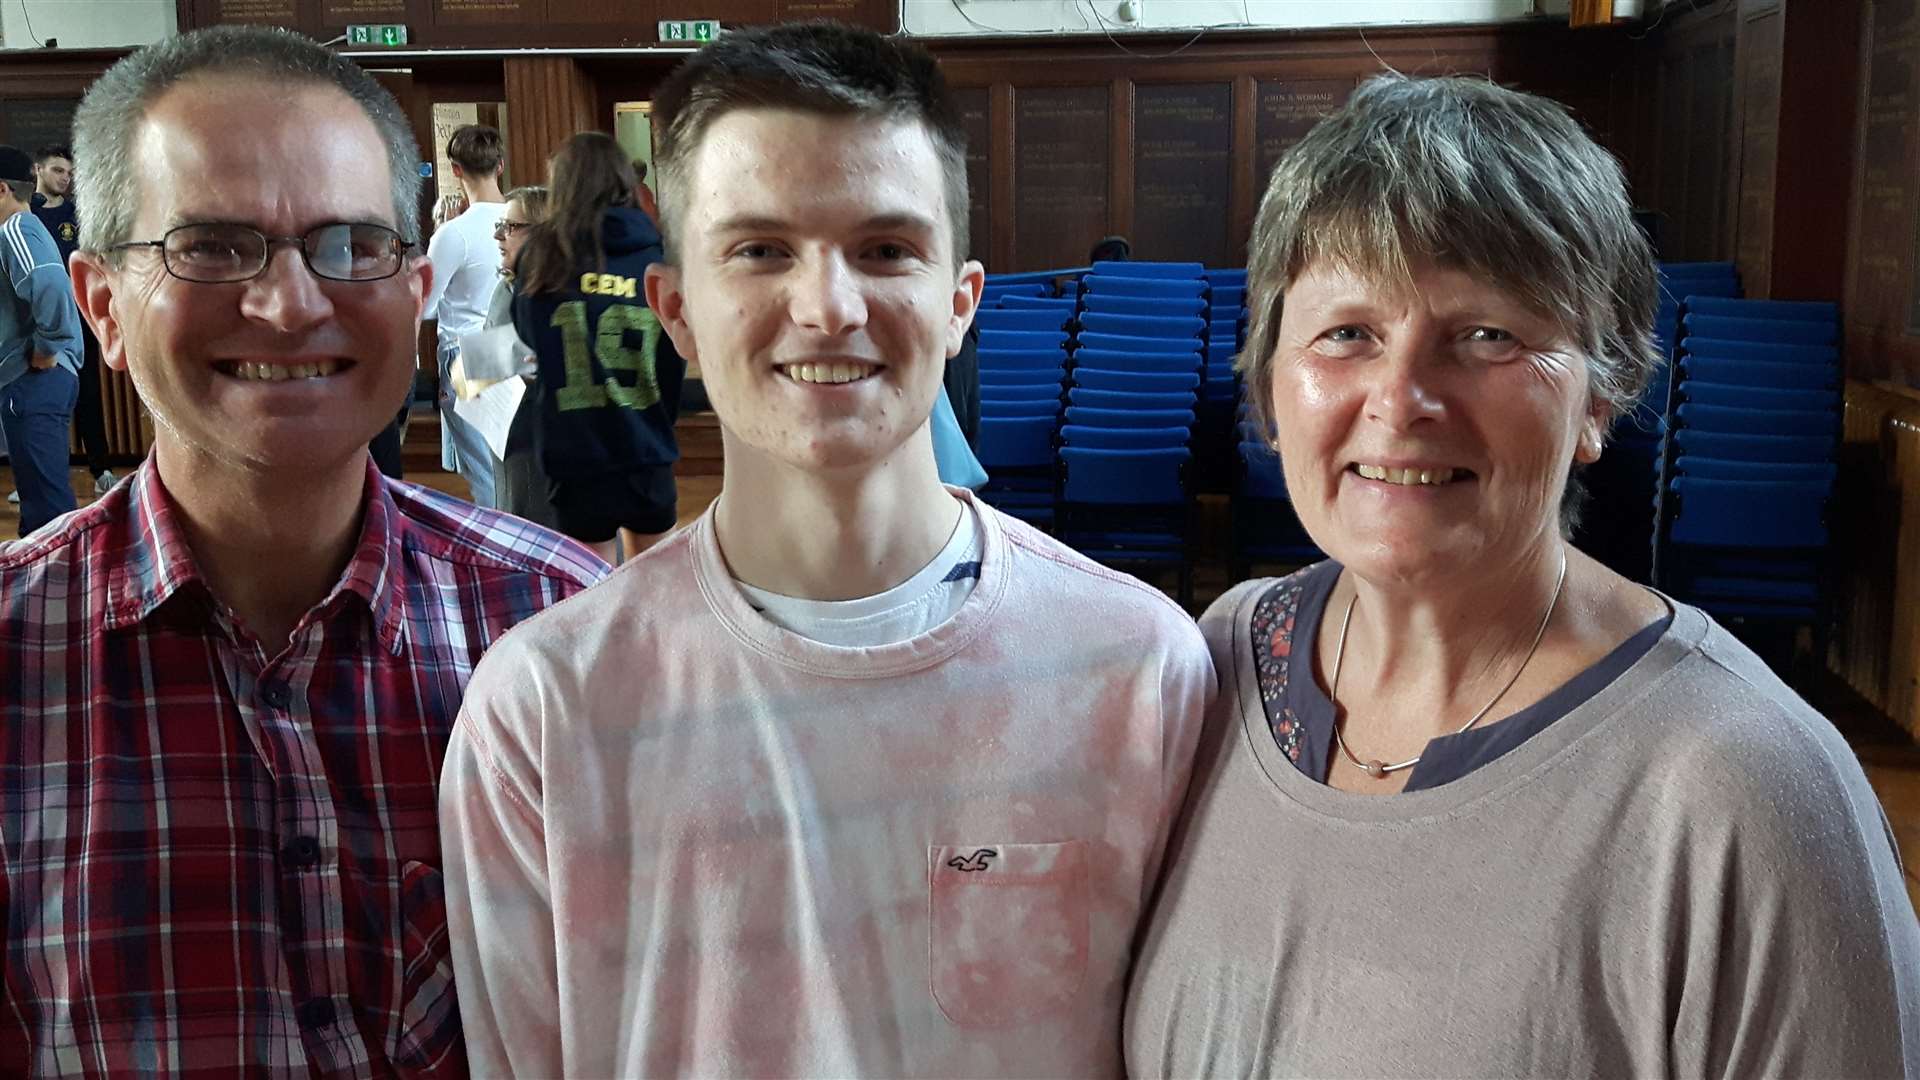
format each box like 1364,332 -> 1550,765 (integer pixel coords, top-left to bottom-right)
1582,261 -> 1743,585
1201,269 -> 1246,391
1653,296 -> 1841,633
1058,261 -> 1207,603
1230,409 -> 1321,579
974,269 -> 1083,528
1194,268 -> 1249,495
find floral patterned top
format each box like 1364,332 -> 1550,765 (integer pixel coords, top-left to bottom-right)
1249,561 -> 1672,791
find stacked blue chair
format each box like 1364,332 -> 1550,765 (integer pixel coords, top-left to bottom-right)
1230,413 -> 1321,579
974,270 -> 1083,528
1653,297 -> 1840,641
1057,262 -> 1207,602
1581,262 -> 1743,585
1202,269 -> 1247,395
1196,268 -> 1250,494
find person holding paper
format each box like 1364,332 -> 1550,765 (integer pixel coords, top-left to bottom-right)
422,124 -> 510,507
480,184 -> 570,532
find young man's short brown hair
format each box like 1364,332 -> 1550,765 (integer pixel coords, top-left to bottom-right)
447,124 -> 504,177
649,21 -> 968,266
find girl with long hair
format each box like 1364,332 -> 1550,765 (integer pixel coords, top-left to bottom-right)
511,132 -> 684,562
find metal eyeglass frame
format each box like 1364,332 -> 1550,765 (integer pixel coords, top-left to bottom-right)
109,222 -> 418,284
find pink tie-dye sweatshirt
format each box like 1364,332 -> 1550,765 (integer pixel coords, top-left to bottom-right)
440,490 -> 1215,1077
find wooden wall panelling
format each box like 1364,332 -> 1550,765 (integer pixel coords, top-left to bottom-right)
1692,36 -> 1737,260
1765,0 -> 1862,302
1637,5 -> 1739,262
319,0 -> 411,25
106,370 -> 147,460
1132,82 -> 1232,267
1834,380 -> 1920,736
1230,76 -> 1257,267
0,50 -> 123,145
503,56 -> 599,186
1108,79 -> 1134,256
182,0 -> 896,47
1011,85 -> 1110,271
1732,4 -> 1784,295
1846,0 -> 1920,385
954,86 -> 993,265
1716,0 -> 1864,305
188,0 -> 308,30
1625,0 -> 1862,300
1251,76 -> 1353,201
988,83 -> 1015,273
367,70 -> 433,239
938,22 -> 1637,271
1622,47 -> 1661,206
1651,45 -> 1689,257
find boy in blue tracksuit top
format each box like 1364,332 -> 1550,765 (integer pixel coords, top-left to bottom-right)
0,144 -> 80,536
511,202 -> 685,550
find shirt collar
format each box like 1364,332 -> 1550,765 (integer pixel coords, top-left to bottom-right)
105,455 -> 409,654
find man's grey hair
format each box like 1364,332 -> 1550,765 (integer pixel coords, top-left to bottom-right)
1240,73 -> 1659,532
72,25 -> 422,256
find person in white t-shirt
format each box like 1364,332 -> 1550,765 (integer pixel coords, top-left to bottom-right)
422,123 -> 509,507
440,23 -> 1217,1078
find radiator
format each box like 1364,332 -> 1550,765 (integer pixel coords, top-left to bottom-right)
1834,380 -> 1920,737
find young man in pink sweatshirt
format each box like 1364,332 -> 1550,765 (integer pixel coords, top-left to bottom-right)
440,23 -> 1215,1077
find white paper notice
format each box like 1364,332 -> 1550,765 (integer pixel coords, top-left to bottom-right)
457,323 -> 536,383
452,376 -> 526,462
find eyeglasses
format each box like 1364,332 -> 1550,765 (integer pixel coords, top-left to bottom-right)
111,222 -> 417,284
492,220 -> 533,240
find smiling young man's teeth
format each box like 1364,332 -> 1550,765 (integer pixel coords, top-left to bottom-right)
1355,464 -> 1460,486
230,360 -> 342,382
784,362 -> 875,385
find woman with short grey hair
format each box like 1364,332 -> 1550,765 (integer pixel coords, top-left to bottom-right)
1126,74 -> 1919,1076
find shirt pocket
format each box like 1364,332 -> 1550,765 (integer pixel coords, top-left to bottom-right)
927,839 -> 1090,1029
392,859 -> 468,1078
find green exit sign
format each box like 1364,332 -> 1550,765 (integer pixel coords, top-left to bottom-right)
346,24 -> 409,46
658,19 -> 721,43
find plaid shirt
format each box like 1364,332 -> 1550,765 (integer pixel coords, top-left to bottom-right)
0,457 -> 607,1078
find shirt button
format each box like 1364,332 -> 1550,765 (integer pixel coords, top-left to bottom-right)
259,681 -> 291,709
282,836 -> 321,869
296,997 -> 337,1029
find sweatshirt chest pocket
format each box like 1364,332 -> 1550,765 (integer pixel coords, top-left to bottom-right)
927,840 -> 1089,1029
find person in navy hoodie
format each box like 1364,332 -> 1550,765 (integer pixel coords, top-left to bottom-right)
30,143 -> 117,496
512,132 -> 684,564
0,144 -> 80,535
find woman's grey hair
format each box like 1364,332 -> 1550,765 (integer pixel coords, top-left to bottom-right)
72,25 -> 423,257
504,184 -> 551,220
1240,73 -> 1659,532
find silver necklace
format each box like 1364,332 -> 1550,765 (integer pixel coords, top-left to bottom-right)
1328,555 -> 1568,780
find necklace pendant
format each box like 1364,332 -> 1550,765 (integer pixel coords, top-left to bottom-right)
1365,759 -> 1387,779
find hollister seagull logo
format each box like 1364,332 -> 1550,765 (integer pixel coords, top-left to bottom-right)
947,848 -> 997,872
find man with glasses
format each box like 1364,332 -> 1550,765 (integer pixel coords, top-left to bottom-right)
423,123 -> 509,507
0,26 -> 604,1076
0,144 -> 81,536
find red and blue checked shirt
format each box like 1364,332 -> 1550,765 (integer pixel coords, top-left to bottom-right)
0,456 -> 607,1078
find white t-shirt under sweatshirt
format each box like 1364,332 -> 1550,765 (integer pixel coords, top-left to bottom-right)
737,499 -> 985,647
441,489 -> 1216,1077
